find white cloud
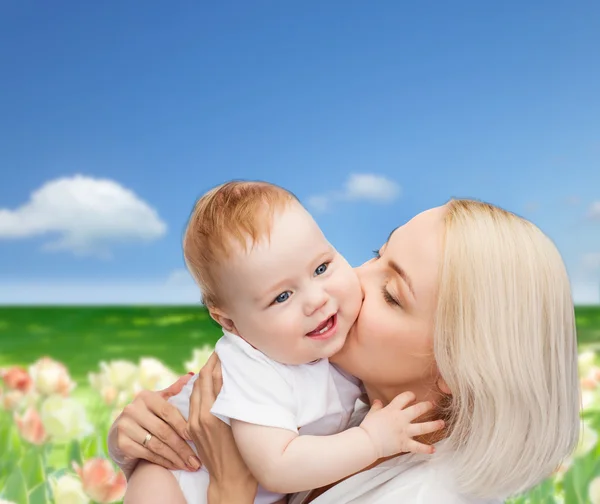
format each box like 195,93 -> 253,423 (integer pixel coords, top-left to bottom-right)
0,270 -> 200,305
0,175 -> 167,257
343,174 -> 401,202
588,201 -> 600,220
307,173 -> 401,213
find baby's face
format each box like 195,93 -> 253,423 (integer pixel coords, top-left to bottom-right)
214,202 -> 362,365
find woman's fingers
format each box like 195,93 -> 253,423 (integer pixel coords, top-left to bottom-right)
198,353 -> 219,405
188,353 -> 221,441
137,389 -> 192,442
117,431 -> 179,471
144,431 -> 200,471
141,415 -> 199,470
118,412 -> 195,471
212,359 -> 223,396
188,374 -> 202,432
123,395 -> 200,470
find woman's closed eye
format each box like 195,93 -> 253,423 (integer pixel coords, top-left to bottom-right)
374,248 -> 404,308
381,285 -> 402,307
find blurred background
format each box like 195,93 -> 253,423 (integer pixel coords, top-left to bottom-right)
1,1 -> 599,503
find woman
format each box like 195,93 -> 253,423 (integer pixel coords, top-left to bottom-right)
109,199 -> 580,503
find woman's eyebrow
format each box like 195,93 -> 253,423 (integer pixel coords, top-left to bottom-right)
388,260 -> 416,300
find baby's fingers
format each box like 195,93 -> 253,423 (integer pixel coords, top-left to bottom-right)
407,419 -> 445,438
402,400 -> 434,421
404,439 -> 436,455
388,391 -> 416,410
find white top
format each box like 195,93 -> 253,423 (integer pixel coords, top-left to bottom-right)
288,407 -> 505,504
210,330 -> 363,435
168,330 -> 363,504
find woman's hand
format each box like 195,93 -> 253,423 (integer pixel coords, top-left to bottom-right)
188,353 -> 259,504
107,374 -> 202,479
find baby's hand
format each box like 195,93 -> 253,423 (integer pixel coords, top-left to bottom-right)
359,391 -> 444,458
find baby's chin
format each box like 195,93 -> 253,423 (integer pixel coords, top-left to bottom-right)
312,328 -> 349,361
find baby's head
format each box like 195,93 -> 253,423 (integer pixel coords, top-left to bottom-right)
184,180 -> 362,365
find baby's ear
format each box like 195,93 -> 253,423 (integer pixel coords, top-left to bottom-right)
208,308 -> 239,335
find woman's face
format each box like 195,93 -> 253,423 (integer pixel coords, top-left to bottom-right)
331,205 -> 446,400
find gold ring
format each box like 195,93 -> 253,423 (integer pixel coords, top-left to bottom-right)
142,433 -> 152,448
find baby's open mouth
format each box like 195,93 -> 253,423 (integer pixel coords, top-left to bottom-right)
306,314 -> 337,338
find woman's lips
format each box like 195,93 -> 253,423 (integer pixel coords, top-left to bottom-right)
306,314 -> 338,340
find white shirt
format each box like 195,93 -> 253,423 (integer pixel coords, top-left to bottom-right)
168,330 -> 363,504
288,407 -> 505,504
210,330 -> 362,434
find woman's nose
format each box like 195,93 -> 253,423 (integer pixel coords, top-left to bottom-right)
354,259 -> 372,281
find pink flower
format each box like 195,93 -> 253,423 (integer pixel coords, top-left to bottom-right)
582,377 -> 597,390
1,366 -> 33,393
101,386 -> 118,406
14,407 -> 47,445
73,458 -> 126,503
1,389 -> 24,411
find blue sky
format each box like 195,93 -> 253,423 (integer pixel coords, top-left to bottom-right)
0,1 -> 599,304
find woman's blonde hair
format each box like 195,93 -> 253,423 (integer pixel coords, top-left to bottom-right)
434,199 -> 580,499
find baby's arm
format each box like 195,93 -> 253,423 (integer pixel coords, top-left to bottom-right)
231,391 -> 444,494
123,461 -> 187,504
232,421 -> 374,494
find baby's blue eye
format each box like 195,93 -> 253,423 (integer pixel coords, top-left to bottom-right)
274,291 -> 291,304
315,263 -> 328,276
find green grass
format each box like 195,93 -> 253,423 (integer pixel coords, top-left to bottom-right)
0,306 -> 222,384
1,305 -> 600,384
1,305 -> 600,503
576,305 -> 600,348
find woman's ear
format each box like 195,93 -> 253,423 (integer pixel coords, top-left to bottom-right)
437,376 -> 452,395
208,308 -> 239,336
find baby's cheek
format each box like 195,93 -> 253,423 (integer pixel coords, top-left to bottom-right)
346,274 -> 363,307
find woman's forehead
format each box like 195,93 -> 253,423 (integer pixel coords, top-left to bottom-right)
386,206 -> 446,302
388,206 -> 446,249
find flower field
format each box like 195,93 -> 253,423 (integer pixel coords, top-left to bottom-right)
1,305 -> 600,504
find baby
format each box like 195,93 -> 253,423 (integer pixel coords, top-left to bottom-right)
164,181 -> 443,504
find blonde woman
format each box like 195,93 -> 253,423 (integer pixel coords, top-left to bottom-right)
110,199 -> 580,503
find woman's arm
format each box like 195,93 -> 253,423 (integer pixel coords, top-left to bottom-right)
188,354 -> 259,504
107,373 -> 201,479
